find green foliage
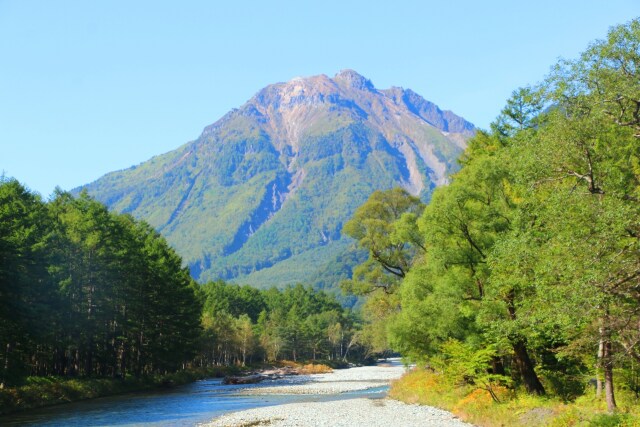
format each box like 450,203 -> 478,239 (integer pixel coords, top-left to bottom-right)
342,187 -> 425,289
0,178 -> 54,385
588,413 -> 633,427
437,340 -> 511,401
201,280 -> 266,322
340,188 -> 426,355
490,86 -> 546,139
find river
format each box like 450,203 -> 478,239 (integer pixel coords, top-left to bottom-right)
0,377 -> 389,426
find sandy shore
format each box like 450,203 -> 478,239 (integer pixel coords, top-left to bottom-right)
201,360 -> 473,427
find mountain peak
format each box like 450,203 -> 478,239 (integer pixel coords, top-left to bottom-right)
333,69 -> 375,91
80,72 -> 476,289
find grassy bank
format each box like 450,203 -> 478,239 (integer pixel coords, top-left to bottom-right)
389,368 -> 640,426
0,366 -> 240,416
0,360 -> 341,416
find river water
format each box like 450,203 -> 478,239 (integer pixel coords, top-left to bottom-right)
0,377 -> 389,426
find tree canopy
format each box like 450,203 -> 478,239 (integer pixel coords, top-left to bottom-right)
345,19 -> 640,412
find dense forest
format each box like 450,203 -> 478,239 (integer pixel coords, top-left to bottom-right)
347,19 -> 640,414
0,182 -> 365,389
0,184 -> 201,387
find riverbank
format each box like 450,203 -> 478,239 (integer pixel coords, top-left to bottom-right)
203,360 -> 473,427
0,366 -> 240,416
389,367 -> 640,426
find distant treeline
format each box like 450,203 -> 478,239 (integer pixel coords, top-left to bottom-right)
0,181 -> 366,388
197,281 -> 363,367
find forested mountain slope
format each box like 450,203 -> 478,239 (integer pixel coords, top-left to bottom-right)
79,70 -> 474,288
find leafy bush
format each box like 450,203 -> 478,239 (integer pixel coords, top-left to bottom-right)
588,413 -> 633,427
434,339 -> 512,403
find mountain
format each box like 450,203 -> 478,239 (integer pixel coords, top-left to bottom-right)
78,70 -> 475,290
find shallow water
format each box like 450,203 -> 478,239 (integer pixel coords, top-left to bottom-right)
0,378 -> 389,426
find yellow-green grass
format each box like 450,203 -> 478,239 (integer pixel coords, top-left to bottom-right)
389,368 -> 640,426
276,360 -> 334,374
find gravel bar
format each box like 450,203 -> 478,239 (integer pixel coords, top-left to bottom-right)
203,398 -> 473,426
201,360 -> 473,427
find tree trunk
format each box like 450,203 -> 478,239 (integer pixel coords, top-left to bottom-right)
491,356 -> 506,376
603,335 -> 617,412
596,336 -> 604,398
136,329 -> 144,377
343,336 -> 357,362
1,342 -> 11,389
73,348 -> 80,375
512,340 -> 546,395
120,343 -> 127,380
85,338 -> 94,376
505,289 -> 545,395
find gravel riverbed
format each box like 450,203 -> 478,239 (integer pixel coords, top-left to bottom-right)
201,360 -> 473,427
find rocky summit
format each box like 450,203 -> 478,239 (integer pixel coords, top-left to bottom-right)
78,70 -> 475,290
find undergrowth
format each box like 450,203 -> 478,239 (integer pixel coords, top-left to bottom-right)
389,368 -> 640,426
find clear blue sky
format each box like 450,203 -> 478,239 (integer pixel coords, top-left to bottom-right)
1,1 -> 637,198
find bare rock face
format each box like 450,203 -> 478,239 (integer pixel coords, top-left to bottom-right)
334,69 -> 376,91
78,71 -> 475,289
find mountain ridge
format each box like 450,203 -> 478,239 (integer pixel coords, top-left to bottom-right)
78,70 -> 475,289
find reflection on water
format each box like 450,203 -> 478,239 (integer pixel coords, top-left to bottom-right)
0,378 -> 390,426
